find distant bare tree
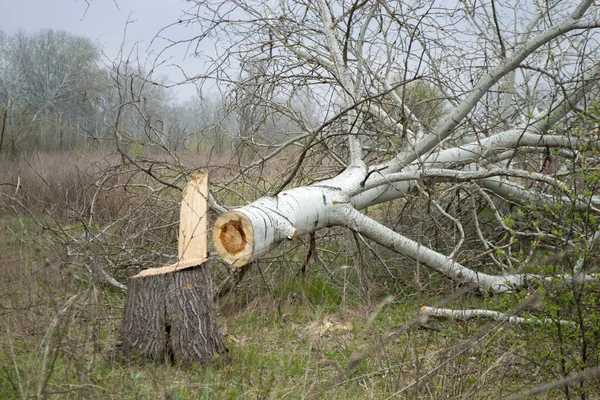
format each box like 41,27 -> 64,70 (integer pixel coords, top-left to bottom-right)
0,29 -> 105,151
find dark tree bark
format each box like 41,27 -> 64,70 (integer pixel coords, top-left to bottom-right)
118,262 -> 228,365
0,109 -> 7,156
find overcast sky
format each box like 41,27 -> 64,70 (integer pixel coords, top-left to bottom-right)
0,0 -> 205,101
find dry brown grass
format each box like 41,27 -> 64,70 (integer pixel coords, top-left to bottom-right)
1,151 -> 122,219
0,149 -> 230,225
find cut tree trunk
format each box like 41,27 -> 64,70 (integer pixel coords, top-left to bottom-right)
118,172 -> 228,365
119,264 -> 227,364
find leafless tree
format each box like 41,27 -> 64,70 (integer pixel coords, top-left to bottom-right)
155,0 -> 600,301
0,29 -> 106,151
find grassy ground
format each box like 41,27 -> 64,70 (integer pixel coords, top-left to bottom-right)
1,152 -> 599,399
0,244 -> 592,399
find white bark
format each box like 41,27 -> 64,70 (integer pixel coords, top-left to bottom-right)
386,0 -> 597,172
334,205 -> 541,293
316,0 -> 364,166
420,306 -> 576,326
213,167 -> 364,266
351,129 -> 600,209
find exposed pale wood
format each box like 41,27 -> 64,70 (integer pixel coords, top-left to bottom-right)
178,172 -> 209,262
132,172 -> 209,278
131,257 -> 208,278
212,210 -> 255,268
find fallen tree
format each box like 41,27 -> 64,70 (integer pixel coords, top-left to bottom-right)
174,0 -> 600,294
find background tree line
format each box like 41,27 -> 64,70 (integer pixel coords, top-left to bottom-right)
0,28 -> 316,156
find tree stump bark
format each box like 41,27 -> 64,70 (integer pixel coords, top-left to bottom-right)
118,262 -> 228,365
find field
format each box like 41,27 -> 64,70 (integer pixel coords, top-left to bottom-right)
1,151 -> 599,399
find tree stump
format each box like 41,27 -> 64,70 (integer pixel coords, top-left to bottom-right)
118,172 -> 228,365
119,263 -> 228,364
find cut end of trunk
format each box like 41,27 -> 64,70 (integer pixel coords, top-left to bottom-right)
212,211 -> 254,267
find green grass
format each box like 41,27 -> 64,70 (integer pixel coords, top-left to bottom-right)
1,220 -> 598,399
2,152 -> 600,399
2,268 -> 599,399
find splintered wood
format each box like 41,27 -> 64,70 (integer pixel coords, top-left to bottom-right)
133,172 -> 209,278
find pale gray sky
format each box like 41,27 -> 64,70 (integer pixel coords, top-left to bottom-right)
0,0 -> 205,101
